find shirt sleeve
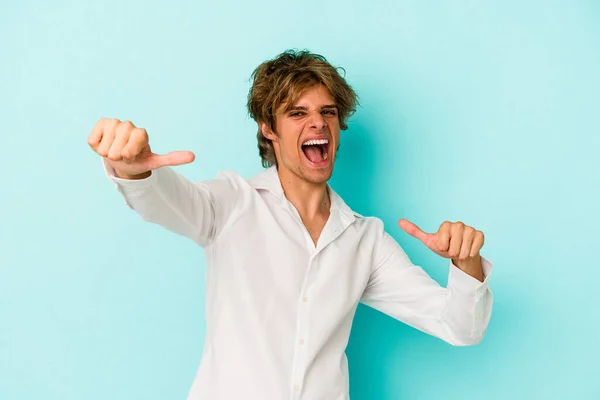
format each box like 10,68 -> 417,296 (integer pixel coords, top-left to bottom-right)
360,229 -> 493,346
101,157 -> 240,247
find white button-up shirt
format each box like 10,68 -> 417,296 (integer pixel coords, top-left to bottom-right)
103,160 -> 493,400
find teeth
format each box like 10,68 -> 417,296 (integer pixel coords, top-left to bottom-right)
302,139 -> 329,146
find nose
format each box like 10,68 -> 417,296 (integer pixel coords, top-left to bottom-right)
308,111 -> 327,131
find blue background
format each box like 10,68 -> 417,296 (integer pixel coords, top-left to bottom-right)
1,1 -> 599,399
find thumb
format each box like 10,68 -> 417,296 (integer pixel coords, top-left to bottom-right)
151,150 -> 195,169
399,219 -> 433,246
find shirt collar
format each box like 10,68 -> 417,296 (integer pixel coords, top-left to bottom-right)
248,165 -> 358,223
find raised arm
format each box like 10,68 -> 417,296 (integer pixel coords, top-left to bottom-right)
360,220 -> 493,346
88,118 -> 238,247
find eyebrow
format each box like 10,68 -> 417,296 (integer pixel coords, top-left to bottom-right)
287,104 -> 338,112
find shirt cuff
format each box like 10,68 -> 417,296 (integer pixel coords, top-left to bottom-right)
101,157 -> 158,208
448,256 -> 493,301
101,157 -> 157,188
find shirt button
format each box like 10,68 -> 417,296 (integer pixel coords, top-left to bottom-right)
475,313 -> 482,320
299,339 -> 305,345
294,384 -> 301,391
303,297 -> 309,302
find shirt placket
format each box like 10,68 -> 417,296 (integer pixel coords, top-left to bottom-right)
291,251 -> 317,399
283,200 -> 320,399
283,198 -> 349,399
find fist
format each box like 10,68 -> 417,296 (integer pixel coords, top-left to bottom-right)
399,219 -> 485,261
87,118 -> 195,179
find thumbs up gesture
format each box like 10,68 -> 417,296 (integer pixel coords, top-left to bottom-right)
88,118 -> 195,179
399,219 -> 485,280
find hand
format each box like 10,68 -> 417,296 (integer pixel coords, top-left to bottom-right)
87,118 -> 195,178
398,219 -> 485,261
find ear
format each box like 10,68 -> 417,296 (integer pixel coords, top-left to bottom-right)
260,121 -> 277,142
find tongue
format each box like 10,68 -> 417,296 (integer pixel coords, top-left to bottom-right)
303,145 -> 324,163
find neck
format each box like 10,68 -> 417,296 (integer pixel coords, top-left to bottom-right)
276,165 -> 331,220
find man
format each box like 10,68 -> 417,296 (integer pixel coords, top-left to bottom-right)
88,49 -> 493,400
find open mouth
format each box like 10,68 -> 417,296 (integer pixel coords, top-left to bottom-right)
301,139 -> 330,165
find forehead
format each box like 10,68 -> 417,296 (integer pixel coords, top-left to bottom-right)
295,85 -> 334,102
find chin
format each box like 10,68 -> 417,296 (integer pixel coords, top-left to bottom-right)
300,162 -> 335,184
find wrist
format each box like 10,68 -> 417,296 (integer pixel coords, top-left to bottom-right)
452,254 -> 484,282
114,168 -> 152,180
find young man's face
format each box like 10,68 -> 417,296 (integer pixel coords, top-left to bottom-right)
261,84 -> 341,184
